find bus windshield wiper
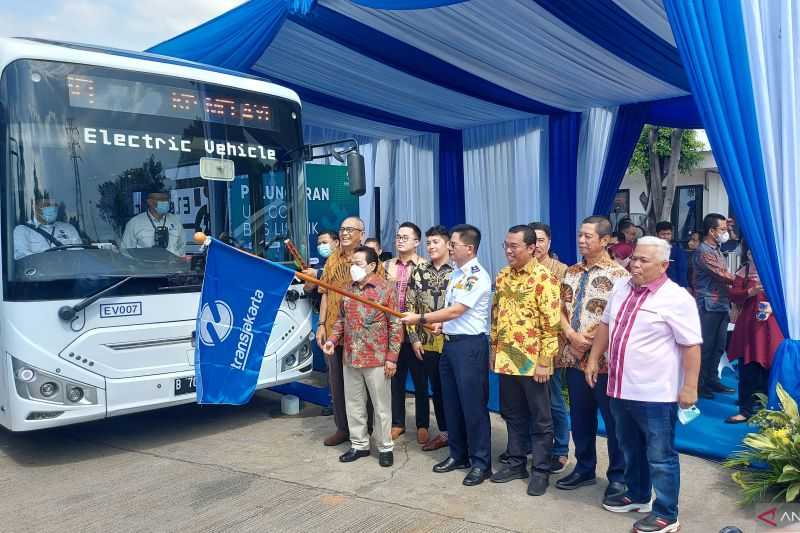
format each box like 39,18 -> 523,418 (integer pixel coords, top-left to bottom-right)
57,276 -> 137,322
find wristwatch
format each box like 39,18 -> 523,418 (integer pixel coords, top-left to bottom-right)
419,313 -> 427,325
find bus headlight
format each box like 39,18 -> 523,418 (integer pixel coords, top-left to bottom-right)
11,356 -> 99,406
16,367 -> 36,383
40,382 -> 59,398
67,387 -> 84,403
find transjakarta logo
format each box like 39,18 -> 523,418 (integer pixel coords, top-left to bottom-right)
199,300 -> 234,346
82,127 -> 277,161
231,289 -> 265,371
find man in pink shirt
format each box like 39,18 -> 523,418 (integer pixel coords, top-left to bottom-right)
584,237 -> 702,533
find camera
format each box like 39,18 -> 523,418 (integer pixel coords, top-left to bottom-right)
153,226 -> 169,249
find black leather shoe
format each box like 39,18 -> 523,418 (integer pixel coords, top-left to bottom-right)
339,448 -> 370,463
379,451 -> 394,467
604,481 -> 626,499
527,473 -> 549,496
498,451 -> 510,464
555,470 -> 597,490
710,382 -> 735,393
463,467 -> 491,486
490,466 -> 528,483
433,457 -> 471,473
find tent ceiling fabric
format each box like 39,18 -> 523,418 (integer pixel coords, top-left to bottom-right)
319,0 -> 687,112
302,102 -> 424,139
253,21 -> 536,130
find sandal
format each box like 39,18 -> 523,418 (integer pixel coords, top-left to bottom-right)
725,414 -> 748,424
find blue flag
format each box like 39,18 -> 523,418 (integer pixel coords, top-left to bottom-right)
195,239 -> 296,404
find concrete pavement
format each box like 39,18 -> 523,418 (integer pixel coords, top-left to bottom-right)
0,391 -> 752,532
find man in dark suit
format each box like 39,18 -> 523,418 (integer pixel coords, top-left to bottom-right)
656,221 -> 688,288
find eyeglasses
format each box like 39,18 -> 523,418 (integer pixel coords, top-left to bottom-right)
339,226 -> 363,235
501,242 -> 524,251
448,242 -> 470,249
395,235 -> 416,243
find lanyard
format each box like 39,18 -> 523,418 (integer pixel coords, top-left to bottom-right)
147,212 -> 167,230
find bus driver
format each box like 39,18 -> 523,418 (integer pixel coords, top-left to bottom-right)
121,190 -> 186,256
13,197 -> 82,259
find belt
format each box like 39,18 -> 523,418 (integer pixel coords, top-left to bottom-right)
444,333 -> 485,342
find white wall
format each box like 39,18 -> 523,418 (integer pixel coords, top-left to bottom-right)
617,149 -> 730,220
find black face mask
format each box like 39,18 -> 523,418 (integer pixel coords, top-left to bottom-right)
153,226 -> 169,249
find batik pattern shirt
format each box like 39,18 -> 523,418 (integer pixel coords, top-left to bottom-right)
405,261 -> 453,353
319,248 -> 353,341
692,240 -> 735,313
491,259 -> 561,376
384,255 -> 424,312
560,255 -> 630,372
328,274 -> 402,368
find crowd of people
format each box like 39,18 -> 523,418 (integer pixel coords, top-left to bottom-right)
300,211 -> 781,533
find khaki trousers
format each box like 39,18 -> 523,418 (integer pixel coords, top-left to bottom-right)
343,364 -> 393,453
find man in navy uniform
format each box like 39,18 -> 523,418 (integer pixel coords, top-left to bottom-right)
402,224 -> 493,486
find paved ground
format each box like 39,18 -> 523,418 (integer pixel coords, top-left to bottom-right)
0,391 -> 753,533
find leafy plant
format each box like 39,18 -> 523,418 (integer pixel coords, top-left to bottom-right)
724,384 -> 800,504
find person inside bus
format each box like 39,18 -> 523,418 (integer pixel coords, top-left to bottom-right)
121,190 -> 185,256
13,197 -> 83,259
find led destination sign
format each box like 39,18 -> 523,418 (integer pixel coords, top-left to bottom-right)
67,75 -> 276,130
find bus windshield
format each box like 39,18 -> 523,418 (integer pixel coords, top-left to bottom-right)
0,59 -> 306,301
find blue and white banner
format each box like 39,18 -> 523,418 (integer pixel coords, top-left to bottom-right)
195,239 -> 296,404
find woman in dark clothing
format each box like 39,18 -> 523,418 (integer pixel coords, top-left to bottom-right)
725,241 -> 784,423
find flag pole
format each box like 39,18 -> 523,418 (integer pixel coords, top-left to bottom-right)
195,233 -> 435,330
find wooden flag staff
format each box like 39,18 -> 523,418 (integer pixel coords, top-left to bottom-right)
194,233 -> 436,332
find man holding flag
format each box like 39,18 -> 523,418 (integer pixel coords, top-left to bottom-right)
323,246 -> 401,467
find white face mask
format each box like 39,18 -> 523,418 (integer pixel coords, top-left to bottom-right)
716,230 -> 730,244
350,264 -> 368,283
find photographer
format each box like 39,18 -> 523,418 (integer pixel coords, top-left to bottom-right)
121,190 -> 185,256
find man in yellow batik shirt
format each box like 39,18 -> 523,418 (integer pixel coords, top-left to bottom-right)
490,225 -> 560,497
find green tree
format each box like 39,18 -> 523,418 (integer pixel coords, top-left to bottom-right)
628,126 -> 704,233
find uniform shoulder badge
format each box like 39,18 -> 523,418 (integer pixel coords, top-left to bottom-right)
471,265 -> 480,273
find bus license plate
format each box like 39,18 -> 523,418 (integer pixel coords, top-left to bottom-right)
174,376 -> 196,396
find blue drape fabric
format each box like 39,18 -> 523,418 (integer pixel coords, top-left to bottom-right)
288,5 -> 561,115
351,0 -> 466,7
438,130 -> 466,228
533,0 -> 689,91
664,0 -> 797,406
592,103 -> 647,216
548,112 -> 581,265
148,0 -> 311,71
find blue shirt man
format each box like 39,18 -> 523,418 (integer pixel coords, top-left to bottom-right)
656,222 -> 688,288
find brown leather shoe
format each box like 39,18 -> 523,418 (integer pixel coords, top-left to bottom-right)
390,426 -> 406,440
417,427 -> 429,444
422,433 -> 448,452
323,430 -> 349,446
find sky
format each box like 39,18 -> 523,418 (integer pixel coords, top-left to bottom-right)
0,0 -> 247,51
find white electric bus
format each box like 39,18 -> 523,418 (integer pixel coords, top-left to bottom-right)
0,37 -> 317,431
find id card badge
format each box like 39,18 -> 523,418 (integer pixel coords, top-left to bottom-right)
678,405 -> 701,425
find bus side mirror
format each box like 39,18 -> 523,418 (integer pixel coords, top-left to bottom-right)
347,152 -> 366,196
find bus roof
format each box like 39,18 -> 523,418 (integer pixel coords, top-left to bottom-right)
0,37 -> 301,105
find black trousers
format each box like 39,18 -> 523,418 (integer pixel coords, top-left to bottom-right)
391,343 -> 430,429
422,351 -> 447,432
499,374 -> 553,474
738,361 -> 770,416
440,335 -> 491,470
699,309 -> 729,390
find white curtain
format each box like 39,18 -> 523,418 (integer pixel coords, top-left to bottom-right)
576,106 -> 618,229
741,0 -> 800,338
391,133 -> 439,252
463,116 -> 549,278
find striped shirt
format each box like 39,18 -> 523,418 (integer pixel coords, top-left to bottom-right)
602,275 -> 703,402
